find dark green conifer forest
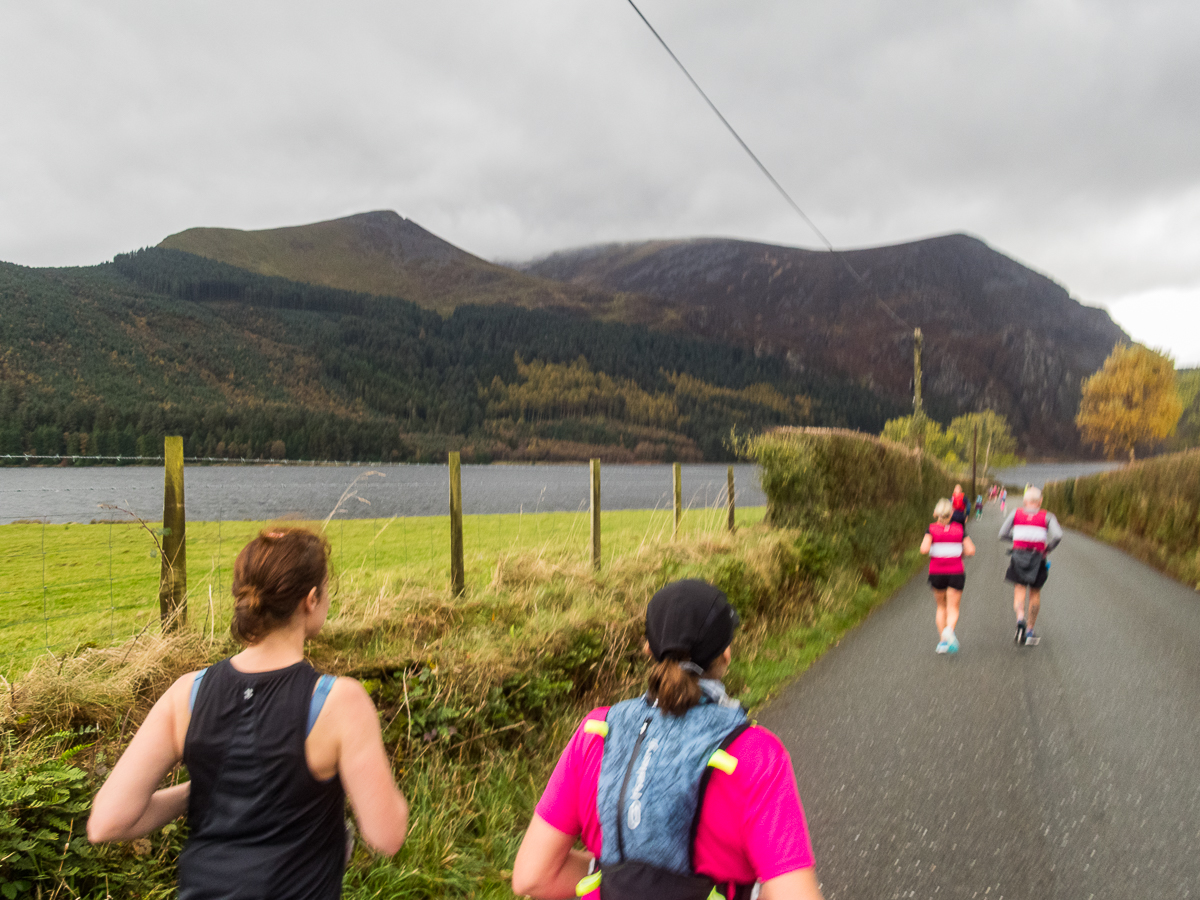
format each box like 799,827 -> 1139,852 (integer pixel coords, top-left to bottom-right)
0,249 -> 900,463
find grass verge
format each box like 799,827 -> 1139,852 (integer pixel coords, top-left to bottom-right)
0,505 -> 763,677
1,428 -> 947,898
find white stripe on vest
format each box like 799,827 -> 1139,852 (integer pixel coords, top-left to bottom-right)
1012,524 -> 1048,544
928,543 -> 963,558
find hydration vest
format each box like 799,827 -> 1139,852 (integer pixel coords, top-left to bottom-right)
579,693 -> 753,900
927,521 -> 965,575
1012,508 -> 1049,553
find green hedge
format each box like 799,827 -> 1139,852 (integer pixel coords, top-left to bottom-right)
746,427 -> 957,528
742,427 -> 958,587
1043,450 -> 1200,589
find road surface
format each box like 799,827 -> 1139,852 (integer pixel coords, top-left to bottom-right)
760,503 -> 1200,899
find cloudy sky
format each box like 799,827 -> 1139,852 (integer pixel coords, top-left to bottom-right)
3,1 -> 1198,362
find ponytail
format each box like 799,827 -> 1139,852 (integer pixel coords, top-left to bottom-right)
646,654 -> 703,716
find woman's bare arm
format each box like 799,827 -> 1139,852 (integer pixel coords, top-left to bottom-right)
919,533 -> 933,555
511,814 -> 593,899
760,867 -> 824,900
331,678 -> 408,855
88,675 -> 191,842
963,536 -> 977,557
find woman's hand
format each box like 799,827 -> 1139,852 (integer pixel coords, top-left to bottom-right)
962,536 -> 977,557
919,534 -> 933,555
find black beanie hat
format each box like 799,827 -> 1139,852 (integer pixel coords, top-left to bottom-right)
645,579 -> 740,670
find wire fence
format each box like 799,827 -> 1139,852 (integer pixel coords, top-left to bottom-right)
0,460 -> 765,676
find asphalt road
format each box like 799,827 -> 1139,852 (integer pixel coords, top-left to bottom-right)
760,502 -> 1200,899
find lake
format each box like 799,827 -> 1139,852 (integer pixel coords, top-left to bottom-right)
990,461 -> 1124,488
0,462 -> 766,525
0,458 -> 1127,525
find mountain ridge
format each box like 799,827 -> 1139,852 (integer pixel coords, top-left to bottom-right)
155,209 -> 1127,453
520,232 -> 1128,454
161,210 -> 607,316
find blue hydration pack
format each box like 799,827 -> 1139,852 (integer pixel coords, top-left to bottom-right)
582,689 -> 753,900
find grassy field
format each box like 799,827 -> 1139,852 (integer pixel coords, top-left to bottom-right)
2,429 -> 953,898
1,518 -> 921,899
0,504 -> 764,676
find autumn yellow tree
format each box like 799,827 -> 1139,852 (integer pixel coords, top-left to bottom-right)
1076,344 -> 1183,461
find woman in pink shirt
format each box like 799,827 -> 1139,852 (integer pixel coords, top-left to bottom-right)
920,498 -> 977,654
511,579 -> 823,900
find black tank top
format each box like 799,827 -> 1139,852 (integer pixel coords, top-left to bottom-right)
179,658 -> 346,900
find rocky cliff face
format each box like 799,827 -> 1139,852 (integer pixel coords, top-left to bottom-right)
523,234 -> 1127,455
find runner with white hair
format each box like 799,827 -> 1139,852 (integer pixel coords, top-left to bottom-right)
998,486 -> 1063,646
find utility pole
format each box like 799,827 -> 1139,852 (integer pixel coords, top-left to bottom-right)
911,327 -> 925,451
971,422 -> 978,506
912,327 -> 924,417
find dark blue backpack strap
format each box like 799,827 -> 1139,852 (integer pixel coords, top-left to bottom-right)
307,674 -> 336,736
189,668 -> 208,712
687,721 -> 752,873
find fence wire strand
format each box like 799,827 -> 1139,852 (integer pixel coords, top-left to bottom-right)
0,462 -> 759,675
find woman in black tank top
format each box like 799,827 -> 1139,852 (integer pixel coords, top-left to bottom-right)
88,528 -> 408,900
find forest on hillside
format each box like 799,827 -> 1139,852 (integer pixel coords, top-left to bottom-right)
0,249 -> 900,464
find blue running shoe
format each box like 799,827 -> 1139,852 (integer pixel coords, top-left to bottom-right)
936,640 -> 950,654
1015,620 -> 1026,646
947,632 -> 960,654
1023,631 -> 1040,646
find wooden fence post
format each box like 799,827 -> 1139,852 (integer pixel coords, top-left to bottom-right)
160,436 -> 186,630
449,451 -> 464,596
589,459 -> 601,569
727,465 -> 736,532
673,462 -> 682,539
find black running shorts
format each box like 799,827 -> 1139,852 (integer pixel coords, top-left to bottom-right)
928,573 -> 965,591
1005,555 -> 1049,589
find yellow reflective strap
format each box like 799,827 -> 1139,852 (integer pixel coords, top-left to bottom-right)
575,871 -> 602,896
705,886 -> 726,900
707,748 -> 738,774
583,720 -> 609,738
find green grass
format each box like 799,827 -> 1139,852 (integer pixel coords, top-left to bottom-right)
0,428 -> 953,899
0,505 -> 764,676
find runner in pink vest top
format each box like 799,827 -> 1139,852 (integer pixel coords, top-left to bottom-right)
998,486 -> 1063,646
920,499 -> 977,654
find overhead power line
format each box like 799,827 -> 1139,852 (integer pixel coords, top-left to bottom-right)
622,0 -> 912,332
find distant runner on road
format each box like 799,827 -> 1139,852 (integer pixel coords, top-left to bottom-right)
920,499 -> 977,654
999,487 -> 1063,646
950,484 -> 969,526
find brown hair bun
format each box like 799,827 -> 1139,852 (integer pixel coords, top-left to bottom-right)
231,527 -> 330,644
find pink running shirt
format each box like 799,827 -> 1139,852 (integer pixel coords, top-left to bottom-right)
534,707 -> 816,898
927,521 -> 965,575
